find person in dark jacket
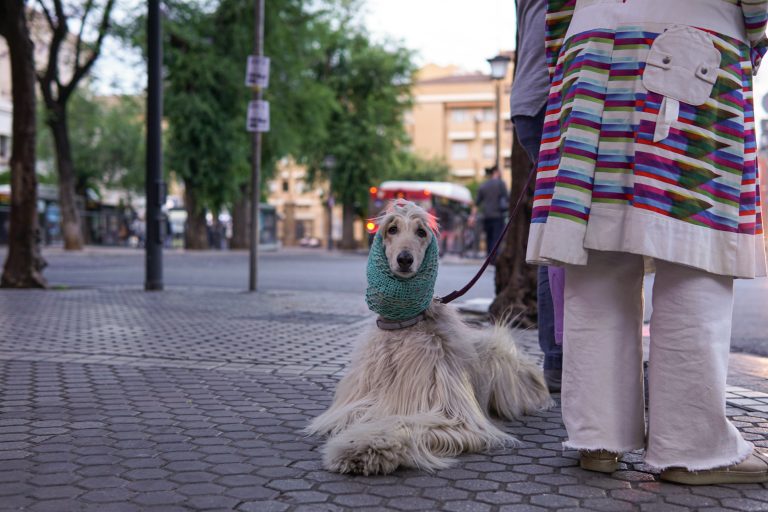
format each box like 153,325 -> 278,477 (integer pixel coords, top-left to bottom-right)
508,0 -> 563,394
475,166 -> 508,257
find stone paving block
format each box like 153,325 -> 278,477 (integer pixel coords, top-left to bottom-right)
185,494 -> 241,510
720,498 -> 768,511
475,490 -> 524,505
333,493 -> 384,507
443,500 -> 494,512
529,493 -> 581,508
80,487 -> 136,504
388,497 -> 440,511
639,503 -> 691,512
498,505 -> 548,512
0,289 -> 767,511
238,501 -> 290,512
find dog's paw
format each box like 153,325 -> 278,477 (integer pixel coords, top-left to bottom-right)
323,434 -> 407,475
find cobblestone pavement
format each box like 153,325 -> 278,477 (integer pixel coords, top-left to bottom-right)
0,288 -> 767,511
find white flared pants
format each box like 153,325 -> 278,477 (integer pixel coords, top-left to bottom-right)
562,251 -> 752,470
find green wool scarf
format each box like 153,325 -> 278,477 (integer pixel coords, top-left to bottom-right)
365,231 -> 439,321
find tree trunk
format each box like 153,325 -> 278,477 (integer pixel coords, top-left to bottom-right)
489,131 -> 538,327
340,201 -> 357,250
230,185 -> 249,249
47,103 -> 84,250
0,0 -> 47,288
184,187 -> 209,249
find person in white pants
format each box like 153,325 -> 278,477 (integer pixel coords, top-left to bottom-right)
563,251 -> 765,483
526,0 -> 768,484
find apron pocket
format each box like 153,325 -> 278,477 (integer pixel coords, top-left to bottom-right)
642,26 -> 721,106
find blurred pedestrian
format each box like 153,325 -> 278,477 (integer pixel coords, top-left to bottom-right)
527,0 -> 768,483
475,165 -> 509,258
509,0 -> 564,393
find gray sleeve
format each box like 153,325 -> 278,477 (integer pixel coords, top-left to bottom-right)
509,0 -> 549,117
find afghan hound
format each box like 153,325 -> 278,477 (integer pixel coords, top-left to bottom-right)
305,200 -> 552,475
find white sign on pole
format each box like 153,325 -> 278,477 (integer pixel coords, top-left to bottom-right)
245,56 -> 270,88
247,100 -> 270,132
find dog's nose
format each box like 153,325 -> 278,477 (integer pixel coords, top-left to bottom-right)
397,251 -> 414,270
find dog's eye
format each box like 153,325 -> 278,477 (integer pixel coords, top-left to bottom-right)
387,225 -> 398,235
416,228 -> 427,238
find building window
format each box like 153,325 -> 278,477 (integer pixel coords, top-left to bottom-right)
451,109 -> 469,123
482,142 -> 495,160
0,135 -> 8,158
282,180 -> 289,192
451,142 -> 469,160
482,108 -> 496,122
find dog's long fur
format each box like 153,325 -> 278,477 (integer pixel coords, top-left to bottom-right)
305,201 -> 553,475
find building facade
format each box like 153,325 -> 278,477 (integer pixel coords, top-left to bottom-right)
406,58 -> 515,184
266,58 -> 516,248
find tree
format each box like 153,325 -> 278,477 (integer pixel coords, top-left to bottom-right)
159,0 -> 335,249
37,91 -> 146,196
0,0 -> 47,288
307,29 -> 415,249
33,0 -> 116,250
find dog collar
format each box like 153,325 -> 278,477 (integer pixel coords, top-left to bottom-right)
376,311 -> 427,331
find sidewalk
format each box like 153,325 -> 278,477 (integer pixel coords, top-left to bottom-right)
0,287 -> 766,511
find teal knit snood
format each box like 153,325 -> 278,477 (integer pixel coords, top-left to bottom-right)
365,231 -> 438,321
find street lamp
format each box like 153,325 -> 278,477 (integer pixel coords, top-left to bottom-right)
487,54 -> 511,171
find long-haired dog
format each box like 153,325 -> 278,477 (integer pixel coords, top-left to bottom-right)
305,200 -> 552,475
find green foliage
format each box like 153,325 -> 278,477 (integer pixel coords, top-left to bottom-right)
36,90 -> 145,194
388,153 -> 450,182
305,25 -> 416,215
162,1 -> 239,212
122,0 -> 415,218
465,179 -> 481,200
159,0 -> 339,214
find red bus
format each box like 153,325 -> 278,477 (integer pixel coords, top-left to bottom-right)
366,181 -> 475,255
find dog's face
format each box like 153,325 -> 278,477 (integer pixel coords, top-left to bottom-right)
379,202 -> 436,278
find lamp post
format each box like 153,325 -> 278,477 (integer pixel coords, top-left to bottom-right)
145,0 -> 165,291
487,54 -> 511,171
323,156 -> 336,251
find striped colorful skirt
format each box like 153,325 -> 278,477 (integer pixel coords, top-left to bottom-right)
526,0 -> 767,278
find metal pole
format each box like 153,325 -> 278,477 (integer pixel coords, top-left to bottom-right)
326,196 -> 332,251
145,0 -> 164,291
494,79 -> 501,170
248,0 -> 264,292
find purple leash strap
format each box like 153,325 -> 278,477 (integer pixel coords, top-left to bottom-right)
439,166 -> 537,305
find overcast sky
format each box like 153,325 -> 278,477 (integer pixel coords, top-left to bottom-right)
93,0 -> 768,134
362,0 -> 516,72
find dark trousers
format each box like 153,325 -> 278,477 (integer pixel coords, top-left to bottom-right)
483,217 -> 505,256
513,107 -> 562,372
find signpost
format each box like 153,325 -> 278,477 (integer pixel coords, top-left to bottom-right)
245,56 -> 270,89
247,0 -> 268,292
247,100 -> 270,133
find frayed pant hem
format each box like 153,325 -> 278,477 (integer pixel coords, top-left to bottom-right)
562,440 -> 644,454
644,442 -> 754,472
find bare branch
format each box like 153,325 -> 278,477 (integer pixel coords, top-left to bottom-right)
61,0 -> 116,102
74,0 -> 95,72
35,0 -> 69,105
36,0 -> 56,30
